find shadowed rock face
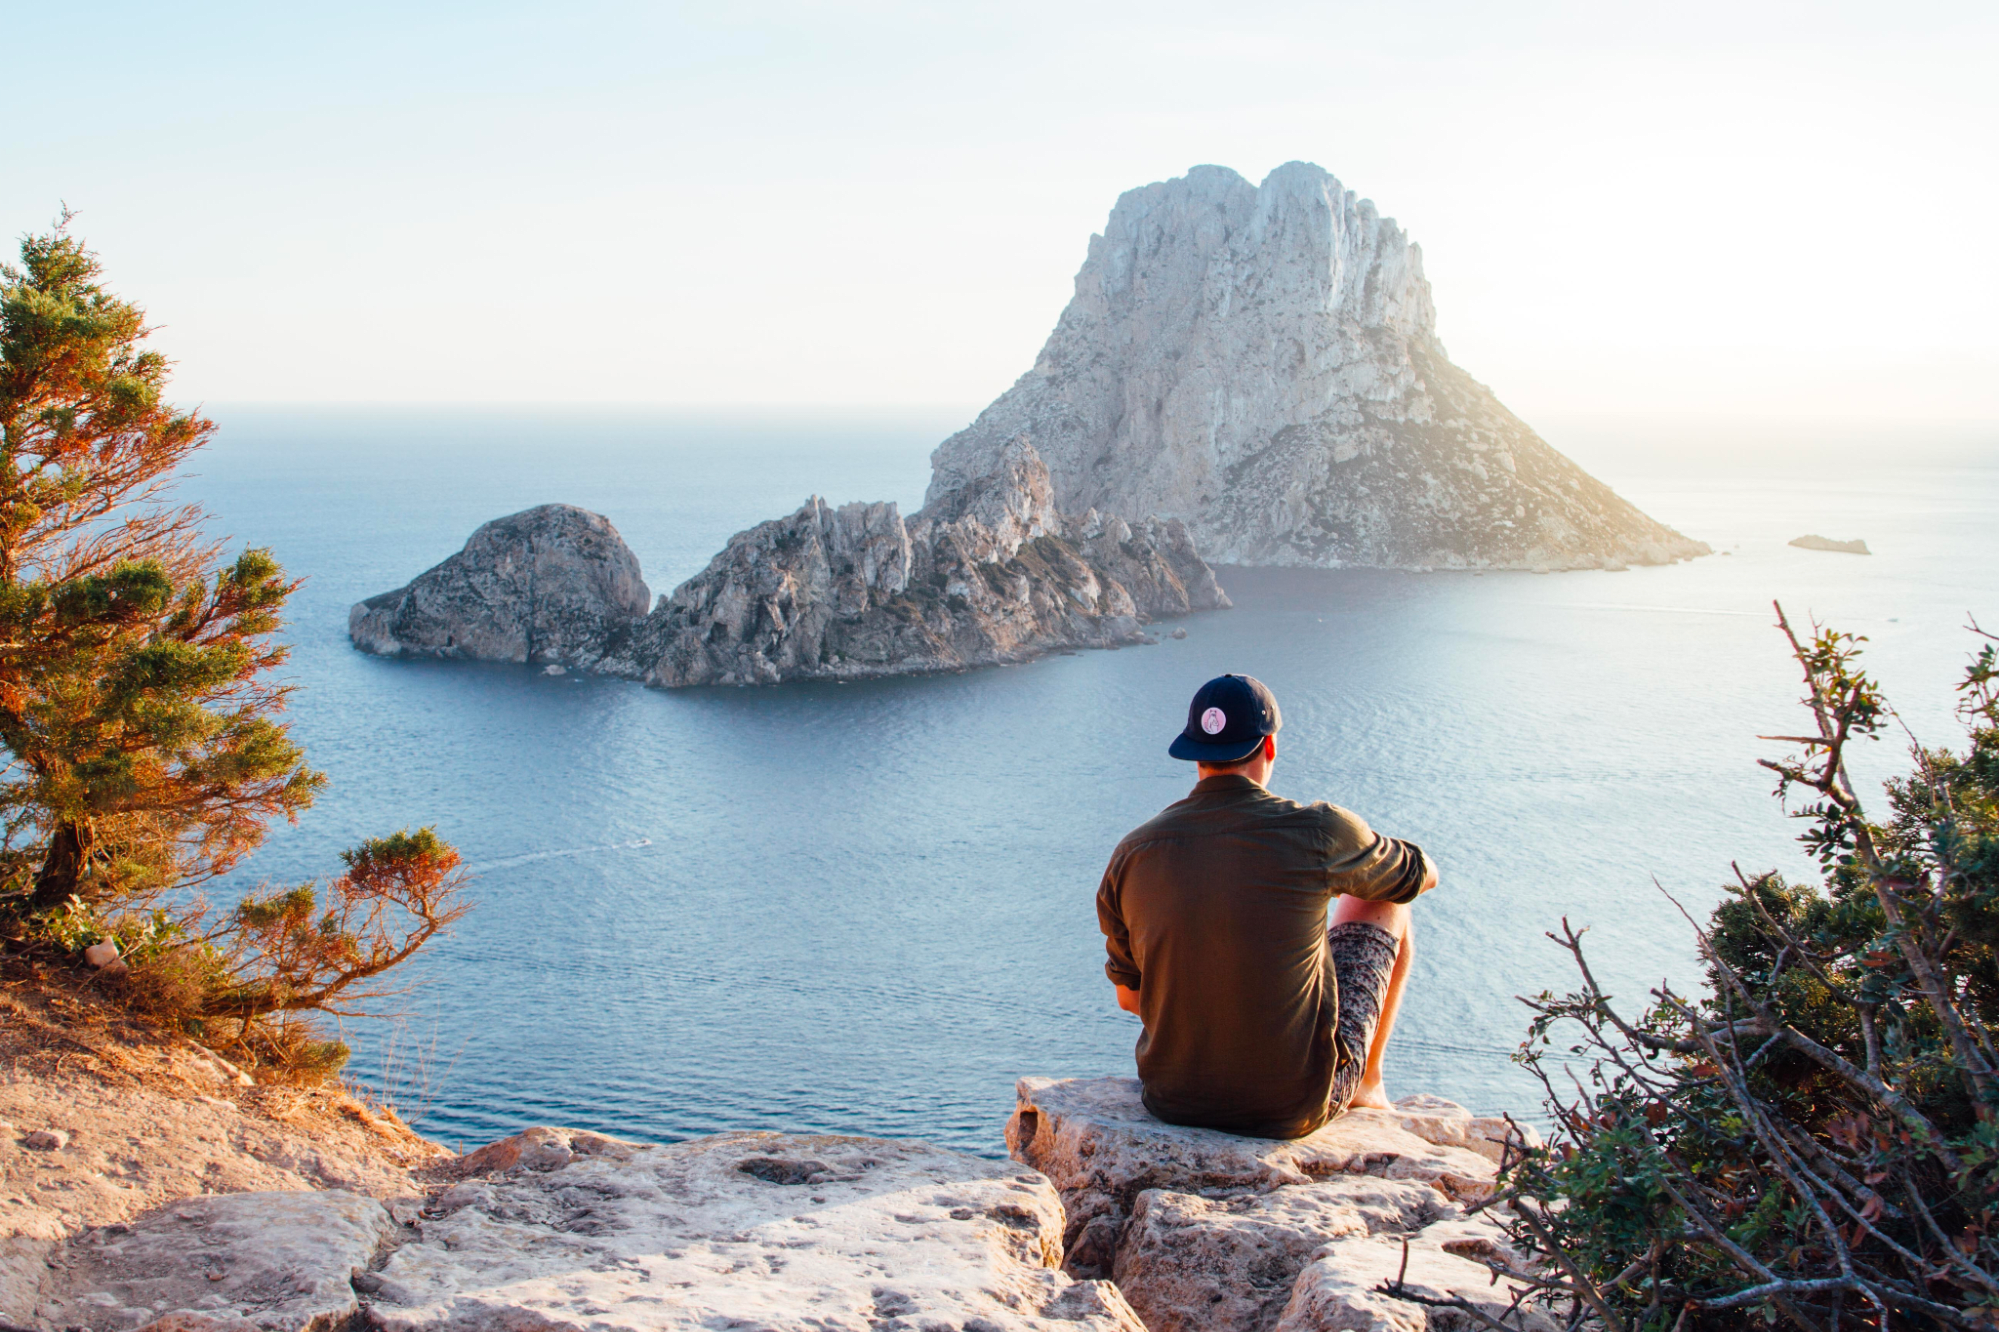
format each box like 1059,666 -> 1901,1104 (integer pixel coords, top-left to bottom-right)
35,1191 -> 397,1332
348,504 -> 651,669
637,437 -> 1228,687
928,161 -> 1707,571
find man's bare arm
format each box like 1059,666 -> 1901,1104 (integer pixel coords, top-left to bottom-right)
1115,984 -> 1141,1016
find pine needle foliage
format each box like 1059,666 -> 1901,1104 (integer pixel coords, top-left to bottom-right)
0,213 -> 323,914
0,217 -> 466,1080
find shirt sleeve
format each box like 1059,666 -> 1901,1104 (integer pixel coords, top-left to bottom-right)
1097,850 -> 1142,989
1321,807 -> 1436,904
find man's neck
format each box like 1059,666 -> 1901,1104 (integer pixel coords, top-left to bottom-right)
1196,766 -> 1271,788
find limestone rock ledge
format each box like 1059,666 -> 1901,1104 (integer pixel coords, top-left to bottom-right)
17,1085 -> 1552,1332
35,1189 -> 397,1331
364,1127 -> 1139,1331
1009,1075 -> 1552,1331
29,1125 -> 1141,1332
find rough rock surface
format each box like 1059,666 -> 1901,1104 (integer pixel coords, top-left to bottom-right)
1007,1075 -> 1501,1277
1276,1217 -> 1557,1331
35,1189 -> 397,1331
1010,1076 -> 1548,1330
348,503 -> 651,669
1113,1176 -> 1450,1330
928,162 -> 1707,572
639,436 -> 1228,686
363,1126 -> 1141,1331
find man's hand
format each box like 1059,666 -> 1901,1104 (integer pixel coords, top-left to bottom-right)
1115,984 -> 1141,1016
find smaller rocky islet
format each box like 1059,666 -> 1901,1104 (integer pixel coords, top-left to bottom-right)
349,435 -> 1229,687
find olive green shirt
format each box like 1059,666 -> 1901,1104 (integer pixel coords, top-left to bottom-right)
1097,774 -> 1435,1139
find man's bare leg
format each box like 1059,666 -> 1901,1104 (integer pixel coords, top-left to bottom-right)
1330,896 -> 1414,1111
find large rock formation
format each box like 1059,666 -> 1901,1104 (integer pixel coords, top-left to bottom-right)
638,436 -> 1227,686
351,439 -> 1229,687
929,162 -> 1706,571
1009,1076 -> 1554,1330
349,504 -> 651,670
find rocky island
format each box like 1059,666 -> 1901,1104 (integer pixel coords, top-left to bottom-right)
351,436 -> 1229,686
353,160 -> 1707,685
931,161 -> 1705,572
348,504 -> 655,673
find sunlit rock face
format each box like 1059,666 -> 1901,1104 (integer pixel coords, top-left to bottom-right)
928,162 -> 1707,571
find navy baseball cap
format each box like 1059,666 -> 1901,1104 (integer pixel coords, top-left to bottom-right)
1168,674 -> 1282,763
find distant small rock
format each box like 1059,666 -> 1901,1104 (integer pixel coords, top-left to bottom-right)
1790,534 -> 1871,555
1170,628 -> 1187,639
23,1129 -> 67,1151
81,942 -> 122,970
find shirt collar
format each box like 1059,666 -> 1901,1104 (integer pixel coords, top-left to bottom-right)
1191,773 -> 1265,797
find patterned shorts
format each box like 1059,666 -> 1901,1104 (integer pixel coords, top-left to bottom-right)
1326,921 -> 1400,1116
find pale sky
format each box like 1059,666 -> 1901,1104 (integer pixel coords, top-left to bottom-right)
6,1 -> 1994,428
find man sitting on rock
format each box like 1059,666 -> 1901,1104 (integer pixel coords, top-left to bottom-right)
1097,673 -> 1435,1139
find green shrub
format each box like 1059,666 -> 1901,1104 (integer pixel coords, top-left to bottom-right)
1486,607 -> 1999,1330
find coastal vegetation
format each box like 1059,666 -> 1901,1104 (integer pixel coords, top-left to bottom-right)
1488,608 -> 1999,1329
0,219 -> 464,1080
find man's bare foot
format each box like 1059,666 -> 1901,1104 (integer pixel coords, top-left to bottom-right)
1348,1081 -> 1393,1111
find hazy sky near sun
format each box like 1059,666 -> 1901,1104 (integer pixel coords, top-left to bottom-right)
5,1 -> 1994,426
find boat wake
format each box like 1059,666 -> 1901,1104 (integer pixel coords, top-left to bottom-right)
465,838 -> 654,875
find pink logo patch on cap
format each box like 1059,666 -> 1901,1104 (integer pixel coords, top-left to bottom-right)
1200,707 -> 1227,735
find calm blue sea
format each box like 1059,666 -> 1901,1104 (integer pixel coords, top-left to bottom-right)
178,407 -> 1999,1153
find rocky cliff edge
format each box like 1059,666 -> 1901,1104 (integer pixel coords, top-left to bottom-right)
4,982 -> 1549,1332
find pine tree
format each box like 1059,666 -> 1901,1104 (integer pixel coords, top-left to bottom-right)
0,216 -> 322,919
